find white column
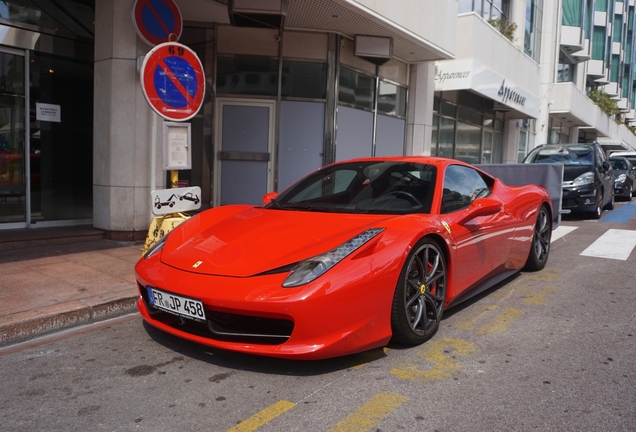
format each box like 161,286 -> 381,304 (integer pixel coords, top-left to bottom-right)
94,0 -> 159,237
406,62 -> 436,156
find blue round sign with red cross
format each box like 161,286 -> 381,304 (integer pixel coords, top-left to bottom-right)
132,0 -> 183,46
141,42 -> 205,121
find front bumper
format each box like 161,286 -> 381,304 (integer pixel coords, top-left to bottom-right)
614,181 -> 632,198
134,255 -> 396,359
561,185 -> 598,212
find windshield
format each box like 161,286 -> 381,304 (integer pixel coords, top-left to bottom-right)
525,146 -> 594,165
266,161 -> 437,214
610,159 -> 629,170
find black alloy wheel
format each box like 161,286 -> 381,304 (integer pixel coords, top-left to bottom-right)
391,238 -> 447,345
524,205 -> 551,271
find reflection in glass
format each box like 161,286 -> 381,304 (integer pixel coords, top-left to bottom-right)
217,57 -> 279,96
338,67 -> 375,110
0,52 -> 25,223
281,61 -> 327,99
456,122 -> 481,164
482,130 -> 493,163
438,118 -> 455,158
377,80 -> 407,117
29,53 -> 93,222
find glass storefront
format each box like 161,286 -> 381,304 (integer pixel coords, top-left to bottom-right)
431,91 -> 505,164
0,49 -> 26,224
0,0 -> 94,228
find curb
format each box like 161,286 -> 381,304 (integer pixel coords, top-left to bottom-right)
0,296 -> 139,347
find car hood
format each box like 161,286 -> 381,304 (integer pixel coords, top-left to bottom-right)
160,206 -> 396,277
562,164 -> 594,182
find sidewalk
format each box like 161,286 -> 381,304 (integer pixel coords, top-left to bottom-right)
0,225 -> 144,347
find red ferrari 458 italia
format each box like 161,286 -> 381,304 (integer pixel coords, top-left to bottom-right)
135,157 -> 552,359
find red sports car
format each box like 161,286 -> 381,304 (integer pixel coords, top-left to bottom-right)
135,157 -> 552,359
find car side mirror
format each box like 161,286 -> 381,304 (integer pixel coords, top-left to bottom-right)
262,192 -> 278,205
602,161 -> 610,171
456,198 -> 502,225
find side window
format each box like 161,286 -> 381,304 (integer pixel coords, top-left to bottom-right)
441,165 -> 491,214
595,146 -> 605,169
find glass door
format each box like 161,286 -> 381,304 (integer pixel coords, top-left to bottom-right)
0,48 -> 27,227
214,99 -> 275,206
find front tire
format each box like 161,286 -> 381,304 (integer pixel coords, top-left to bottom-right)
391,238 -> 447,345
524,205 -> 551,271
590,192 -> 603,219
605,190 -> 615,210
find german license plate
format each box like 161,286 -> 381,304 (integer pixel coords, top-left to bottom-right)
147,287 -> 205,321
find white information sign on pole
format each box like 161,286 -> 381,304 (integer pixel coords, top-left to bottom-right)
151,186 -> 202,215
163,122 -> 192,169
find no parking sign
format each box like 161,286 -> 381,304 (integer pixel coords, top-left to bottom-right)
140,42 -> 206,121
132,0 -> 183,46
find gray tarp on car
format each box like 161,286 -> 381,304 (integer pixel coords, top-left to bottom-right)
477,163 -> 564,228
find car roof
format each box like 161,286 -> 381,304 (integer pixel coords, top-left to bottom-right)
610,151 -> 636,157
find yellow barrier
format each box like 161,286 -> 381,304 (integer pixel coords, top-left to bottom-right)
142,212 -> 190,256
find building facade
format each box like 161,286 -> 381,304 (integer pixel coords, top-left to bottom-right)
0,0 -> 635,237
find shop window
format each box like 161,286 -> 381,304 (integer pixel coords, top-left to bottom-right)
482,130 -> 493,163
458,107 -> 482,127
281,61 -> 327,99
216,56 -> 279,96
377,80 -> 407,117
338,67 -> 374,110
438,118 -> 455,158
492,133 -> 503,163
29,52 -> 94,221
440,100 -> 457,118
456,122 -> 481,164
0,0 -> 94,38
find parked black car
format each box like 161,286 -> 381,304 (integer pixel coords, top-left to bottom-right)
609,156 -> 636,200
523,142 -> 614,219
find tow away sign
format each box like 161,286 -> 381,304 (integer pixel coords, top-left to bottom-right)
152,186 -> 202,215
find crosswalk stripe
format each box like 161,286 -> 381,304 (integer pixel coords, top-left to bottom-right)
580,229 -> 636,260
551,225 -> 578,242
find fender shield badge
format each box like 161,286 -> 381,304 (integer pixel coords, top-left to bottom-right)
441,221 -> 451,234
192,260 -> 203,268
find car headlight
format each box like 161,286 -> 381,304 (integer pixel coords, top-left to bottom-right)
615,174 -> 627,183
282,228 -> 385,287
144,233 -> 169,259
572,171 -> 594,186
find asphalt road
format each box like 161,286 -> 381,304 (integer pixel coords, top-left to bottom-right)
1,203 -> 635,432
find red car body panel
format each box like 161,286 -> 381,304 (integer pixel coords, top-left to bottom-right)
135,157 -> 551,359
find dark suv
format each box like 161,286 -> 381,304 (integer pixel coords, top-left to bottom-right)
523,142 -> 615,219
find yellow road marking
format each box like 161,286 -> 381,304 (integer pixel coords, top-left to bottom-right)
350,347 -> 389,370
227,400 -> 296,432
390,338 -> 476,382
475,307 -> 523,334
522,268 -> 562,282
451,304 -> 501,331
521,285 -> 560,305
327,391 -> 408,432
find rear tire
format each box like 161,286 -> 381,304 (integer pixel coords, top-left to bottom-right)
524,205 -> 551,271
391,238 -> 447,345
